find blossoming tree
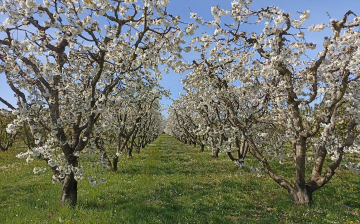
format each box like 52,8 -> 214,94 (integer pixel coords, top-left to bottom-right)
0,0 -> 188,206
172,1 -> 360,205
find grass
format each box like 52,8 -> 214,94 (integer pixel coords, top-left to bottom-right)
0,135 -> 359,223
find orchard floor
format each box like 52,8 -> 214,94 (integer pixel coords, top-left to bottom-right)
0,135 -> 359,224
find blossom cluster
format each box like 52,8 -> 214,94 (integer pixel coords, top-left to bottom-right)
1,0 -> 188,188
167,1 -> 360,198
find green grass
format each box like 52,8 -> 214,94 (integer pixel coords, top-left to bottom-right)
0,135 -> 359,223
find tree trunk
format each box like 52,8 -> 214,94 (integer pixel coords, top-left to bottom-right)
0,133 -> 15,152
103,154 -> 113,171
292,137 -> 309,205
135,146 -> 141,153
199,144 -> 204,152
126,146 -> 133,158
113,156 -> 119,172
212,148 -> 220,158
135,138 -> 141,153
60,155 -> 78,207
60,172 -> 78,207
95,137 -> 113,171
211,139 -> 219,158
0,145 -> 8,152
289,187 -> 312,205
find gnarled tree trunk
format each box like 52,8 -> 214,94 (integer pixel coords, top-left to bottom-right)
289,187 -> 312,205
60,155 -> 78,207
60,172 -> 78,207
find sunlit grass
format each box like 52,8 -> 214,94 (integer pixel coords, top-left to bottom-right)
0,135 -> 359,223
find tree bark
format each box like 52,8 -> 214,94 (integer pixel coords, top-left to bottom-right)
199,144 -> 204,152
289,187 -> 312,205
127,148 -> 133,158
211,139 -> 219,158
60,173 -> 78,207
60,155 -> 78,207
113,156 -> 119,172
135,146 -> 141,153
212,147 -> 220,158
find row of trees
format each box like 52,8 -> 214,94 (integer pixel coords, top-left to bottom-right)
166,2 -> 360,205
0,0 -> 359,207
0,0 -> 188,206
0,106 -> 36,152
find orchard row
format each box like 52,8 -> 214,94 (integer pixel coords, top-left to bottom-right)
0,0 -> 359,207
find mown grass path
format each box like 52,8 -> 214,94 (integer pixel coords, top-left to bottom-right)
0,135 -> 359,223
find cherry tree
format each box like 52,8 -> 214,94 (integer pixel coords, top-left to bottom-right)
175,1 -> 360,205
0,109 -> 17,151
98,87 -> 166,171
168,95 -> 206,152
0,97 -> 35,151
168,90 -> 249,163
0,0 -> 188,206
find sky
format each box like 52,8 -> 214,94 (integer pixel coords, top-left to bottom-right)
1,0 -> 360,116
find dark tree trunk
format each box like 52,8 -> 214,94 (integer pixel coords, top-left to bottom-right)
199,144 -> 205,152
60,172 -> 78,207
127,147 -> 133,158
135,138 -> 141,153
0,133 -> 16,152
0,143 -> 10,152
113,156 -> 119,172
103,154 -> 113,171
135,146 -> 140,153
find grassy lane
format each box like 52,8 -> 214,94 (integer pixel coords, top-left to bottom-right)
0,135 -> 359,223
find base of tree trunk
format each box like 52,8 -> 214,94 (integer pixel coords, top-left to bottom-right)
289,188 -> 312,205
135,147 -> 140,153
126,148 -> 133,158
200,145 -> 204,152
113,156 -> 119,171
60,174 -> 77,207
212,148 -> 219,158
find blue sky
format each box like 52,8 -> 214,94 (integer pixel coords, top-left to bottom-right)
1,0 -> 359,116
159,0 -> 360,116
